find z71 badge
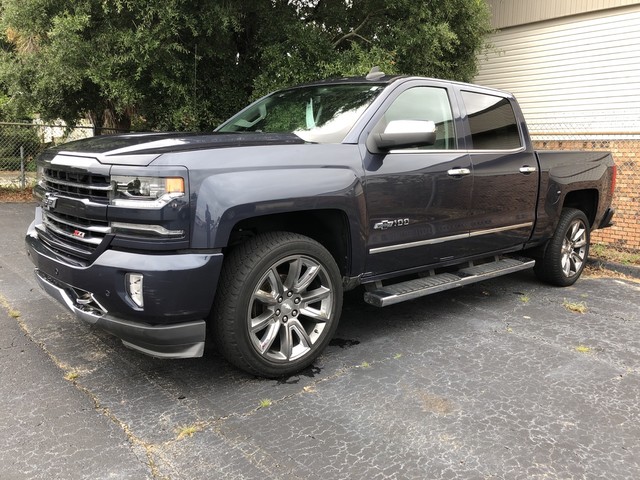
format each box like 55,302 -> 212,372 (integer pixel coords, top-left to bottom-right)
374,218 -> 410,230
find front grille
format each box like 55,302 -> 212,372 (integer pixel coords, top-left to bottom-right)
38,165 -> 113,263
43,167 -> 112,203
39,210 -> 111,262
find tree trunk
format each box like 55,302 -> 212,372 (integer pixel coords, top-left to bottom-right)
88,110 -> 103,136
102,105 -> 132,134
90,103 -> 132,135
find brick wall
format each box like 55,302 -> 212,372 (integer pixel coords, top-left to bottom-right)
533,139 -> 640,252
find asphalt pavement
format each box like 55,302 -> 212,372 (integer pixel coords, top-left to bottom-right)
1,202 -> 639,479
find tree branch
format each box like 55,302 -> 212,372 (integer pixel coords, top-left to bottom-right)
332,12 -> 373,48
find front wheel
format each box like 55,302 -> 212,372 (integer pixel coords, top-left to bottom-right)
212,232 -> 343,377
534,208 -> 590,286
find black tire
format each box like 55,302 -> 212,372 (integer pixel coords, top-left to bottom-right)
534,208 -> 590,287
212,232 -> 343,377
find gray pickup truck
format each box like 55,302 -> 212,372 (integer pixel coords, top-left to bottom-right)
26,70 -> 616,377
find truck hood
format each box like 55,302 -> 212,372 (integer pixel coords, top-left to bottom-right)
44,132 -> 307,166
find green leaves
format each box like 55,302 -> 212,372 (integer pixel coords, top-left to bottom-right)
0,0 -> 491,131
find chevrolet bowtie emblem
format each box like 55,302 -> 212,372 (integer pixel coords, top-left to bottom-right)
43,192 -> 58,211
374,218 -> 410,230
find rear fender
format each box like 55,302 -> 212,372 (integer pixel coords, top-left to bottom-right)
529,151 -> 614,243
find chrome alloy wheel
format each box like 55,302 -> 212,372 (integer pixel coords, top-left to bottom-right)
247,254 -> 334,363
560,218 -> 588,278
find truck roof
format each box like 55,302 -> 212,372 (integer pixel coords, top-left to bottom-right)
292,69 -> 513,98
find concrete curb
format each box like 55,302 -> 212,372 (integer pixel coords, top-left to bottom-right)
587,257 -> 640,279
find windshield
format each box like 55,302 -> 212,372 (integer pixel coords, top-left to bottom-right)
217,84 -> 385,143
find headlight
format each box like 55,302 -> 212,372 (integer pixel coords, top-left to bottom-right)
111,175 -> 185,208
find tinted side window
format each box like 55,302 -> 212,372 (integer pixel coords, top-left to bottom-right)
382,87 -> 456,149
461,91 -> 522,150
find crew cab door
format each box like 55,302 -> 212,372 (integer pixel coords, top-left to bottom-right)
457,89 -> 538,252
362,83 -> 474,275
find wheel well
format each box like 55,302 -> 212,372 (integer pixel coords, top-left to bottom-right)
563,189 -> 598,227
226,210 -> 351,275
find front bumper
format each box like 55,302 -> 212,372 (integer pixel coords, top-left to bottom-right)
26,220 -> 224,359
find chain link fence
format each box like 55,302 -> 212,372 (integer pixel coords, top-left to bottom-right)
1,123 -> 44,188
0,122 -> 101,188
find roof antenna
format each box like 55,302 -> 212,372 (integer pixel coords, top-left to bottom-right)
366,66 -> 385,81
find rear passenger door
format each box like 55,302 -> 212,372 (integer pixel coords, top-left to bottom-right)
459,89 -> 539,253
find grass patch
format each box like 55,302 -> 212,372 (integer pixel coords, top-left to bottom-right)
64,371 -> 79,381
259,398 -> 272,408
575,345 -> 592,354
590,243 -> 640,266
519,295 -> 530,304
8,309 -> 20,318
563,299 -> 588,314
176,424 -> 204,440
360,361 -> 371,368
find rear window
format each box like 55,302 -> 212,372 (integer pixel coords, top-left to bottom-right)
461,91 -> 522,150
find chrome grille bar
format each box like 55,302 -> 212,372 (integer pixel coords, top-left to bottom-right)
35,224 -> 96,260
43,211 -> 112,235
37,162 -> 114,263
42,213 -> 103,247
43,167 -> 112,203
43,173 -> 113,191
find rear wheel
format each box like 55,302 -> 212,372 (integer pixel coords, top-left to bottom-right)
534,208 -> 590,286
212,232 -> 343,377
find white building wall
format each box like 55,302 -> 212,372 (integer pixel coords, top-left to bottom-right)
475,4 -> 640,136
488,0 -> 640,29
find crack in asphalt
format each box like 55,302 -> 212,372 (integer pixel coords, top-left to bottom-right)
3,251 -> 639,479
4,287 -> 405,480
1,293 -> 161,479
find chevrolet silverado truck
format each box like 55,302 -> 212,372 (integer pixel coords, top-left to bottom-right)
26,70 -> 616,377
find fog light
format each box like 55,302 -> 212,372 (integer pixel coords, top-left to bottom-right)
126,273 -> 144,308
